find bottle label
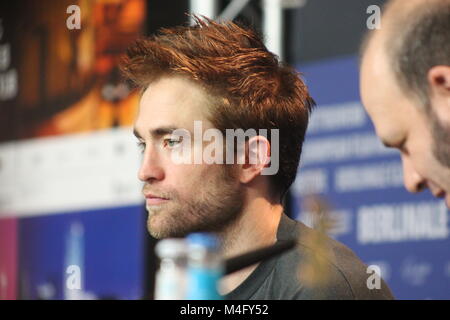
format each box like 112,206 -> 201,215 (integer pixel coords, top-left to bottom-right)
186,268 -> 223,300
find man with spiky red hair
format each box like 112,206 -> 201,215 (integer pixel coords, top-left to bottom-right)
121,17 -> 393,300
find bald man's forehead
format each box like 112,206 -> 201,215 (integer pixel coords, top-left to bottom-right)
383,0 -> 447,23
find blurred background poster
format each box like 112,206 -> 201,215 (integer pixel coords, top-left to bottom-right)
0,0 -> 148,299
0,0 -> 145,140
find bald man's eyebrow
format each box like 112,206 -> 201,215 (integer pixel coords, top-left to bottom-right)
133,126 -> 182,140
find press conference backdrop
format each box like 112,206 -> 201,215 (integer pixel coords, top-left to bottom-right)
1,0 -> 449,300
291,56 -> 450,299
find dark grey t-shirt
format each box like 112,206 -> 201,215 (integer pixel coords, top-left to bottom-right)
225,214 -> 394,300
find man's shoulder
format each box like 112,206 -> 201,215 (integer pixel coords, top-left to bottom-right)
272,215 -> 394,300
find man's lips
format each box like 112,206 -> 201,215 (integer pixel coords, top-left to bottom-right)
144,193 -> 169,205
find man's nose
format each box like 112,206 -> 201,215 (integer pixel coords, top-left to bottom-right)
401,154 -> 426,193
138,147 -> 165,182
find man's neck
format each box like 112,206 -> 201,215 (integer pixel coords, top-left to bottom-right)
218,196 -> 283,295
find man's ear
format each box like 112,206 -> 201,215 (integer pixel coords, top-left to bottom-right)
427,65 -> 450,121
238,136 -> 271,184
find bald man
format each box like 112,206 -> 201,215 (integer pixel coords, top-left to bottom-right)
360,0 -> 450,208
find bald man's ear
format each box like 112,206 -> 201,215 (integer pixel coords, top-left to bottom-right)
238,136 -> 271,184
428,65 -> 450,121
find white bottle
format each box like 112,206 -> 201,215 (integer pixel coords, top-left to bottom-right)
154,238 -> 188,300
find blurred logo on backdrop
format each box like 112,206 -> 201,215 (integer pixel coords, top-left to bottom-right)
400,257 -> 432,288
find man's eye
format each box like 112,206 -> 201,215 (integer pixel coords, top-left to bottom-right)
137,141 -> 145,153
163,137 -> 182,148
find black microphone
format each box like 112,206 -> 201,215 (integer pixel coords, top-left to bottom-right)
223,239 -> 297,275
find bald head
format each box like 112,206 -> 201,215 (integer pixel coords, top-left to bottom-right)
361,0 -> 450,107
359,0 -> 450,207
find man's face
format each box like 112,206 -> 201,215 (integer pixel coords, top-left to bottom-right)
133,76 -> 244,239
360,37 -> 450,208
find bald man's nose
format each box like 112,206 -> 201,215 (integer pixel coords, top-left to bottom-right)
401,154 -> 425,193
138,148 -> 165,182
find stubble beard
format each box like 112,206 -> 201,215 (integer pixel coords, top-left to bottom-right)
146,166 -> 244,239
430,111 -> 450,168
